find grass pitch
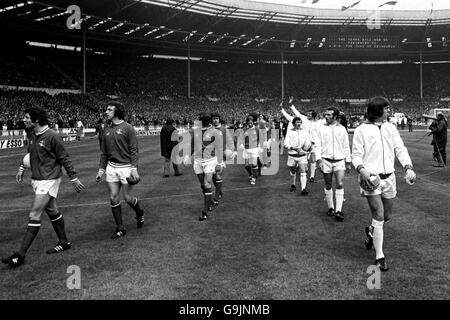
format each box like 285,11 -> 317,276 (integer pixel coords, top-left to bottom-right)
0,130 -> 449,299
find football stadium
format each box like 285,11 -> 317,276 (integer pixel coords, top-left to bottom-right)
0,0 -> 449,301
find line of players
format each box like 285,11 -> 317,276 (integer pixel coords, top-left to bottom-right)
2,97 -> 416,272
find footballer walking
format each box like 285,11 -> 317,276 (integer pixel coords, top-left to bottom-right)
315,107 -> 352,221
2,107 -> 85,268
283,116 -> 312,195
352,97 -> 416,271
95,101 -> 145,239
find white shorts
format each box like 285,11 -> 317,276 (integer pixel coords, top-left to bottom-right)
106,163 -> 132,184
321,159 -> 346,174
359,173 -> 397,199
31,178 -> 62,198
243,148 -> 260,160
287,155 -> 308,167
194,157 -> 217,175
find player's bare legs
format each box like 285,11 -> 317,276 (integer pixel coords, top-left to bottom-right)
197,172 -> 214,220
108,181 -> 125,237
299,163 -> 308,195
323,172 -> 334,216
123,183 -> 144,228
17,194 -> 51,257
45,196 -> 70,249
365,195 -> 387,269
289,164 -> 298,192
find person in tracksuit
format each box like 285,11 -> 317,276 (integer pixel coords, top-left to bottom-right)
352,96 -> 416,271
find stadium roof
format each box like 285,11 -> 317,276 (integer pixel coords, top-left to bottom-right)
1,0 -> 449,61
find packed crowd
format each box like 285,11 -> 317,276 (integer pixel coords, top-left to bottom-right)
1,51 -> 450,129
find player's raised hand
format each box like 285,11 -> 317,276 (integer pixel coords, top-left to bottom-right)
16,165 -> 25,184
289,96 -> 294,105
71,178 -> 85,193
279,99 -> 284,107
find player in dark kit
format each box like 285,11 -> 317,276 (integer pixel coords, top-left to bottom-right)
95,101 -> 145,239
2,107 -> 85,268
186,113 -> 222,221
210,112 -> 234,207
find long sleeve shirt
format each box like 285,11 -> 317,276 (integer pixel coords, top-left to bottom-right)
27,126 -> 78,180
283,128 -> 311,157
99,121 -> 139,169
315,122 -> 351,162
352,121 -> 412,175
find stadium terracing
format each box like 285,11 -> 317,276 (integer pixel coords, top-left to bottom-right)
1,0 -> 449,62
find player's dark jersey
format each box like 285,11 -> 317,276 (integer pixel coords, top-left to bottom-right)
190,126 -> 221,161
99,121 -> 138,169
243,126 -> 260,149
213,124 -> 234,161
26,126 -> 77,180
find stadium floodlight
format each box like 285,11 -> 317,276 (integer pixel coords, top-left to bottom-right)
37,6 -> 53,13
125,26 -> 142,35
155,30 -> 174,39
0,2 -> 31,13
304,37 -> 312,48
106,22 -> 125,33
89,19 -> 108,30
183,30 -> 197,42
35,11 -> 66,22
318,37 -> 326,48
427,37 -> 432,47
243,35 -> 260,47
229,34 -> 246,45
198,31 -> 213,43
144,26 -> 162,36
212,33 -> 229,44
256,36 -> 275,47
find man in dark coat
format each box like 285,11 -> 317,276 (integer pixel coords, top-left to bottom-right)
429,112 -> 448,167
160,118 -> 182,177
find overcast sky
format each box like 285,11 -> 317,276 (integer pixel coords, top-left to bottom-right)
250,0 -> 448,11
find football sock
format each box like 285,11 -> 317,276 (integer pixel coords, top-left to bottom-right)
310,163 -> 316,178
245,165 -> 252,177
335,189 -> 344,212
18,220 -> 41,257
289,172 -> 296,186
214,179 -> 223,200
251,165 -> 258,179
324,188 -> 334,210
203,188 -> 213,212
111,201 -> 123,229
300,173 -> 307,190
49,213 -> 68,244
372,219 -> 385,260
127,197 -> 143,216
